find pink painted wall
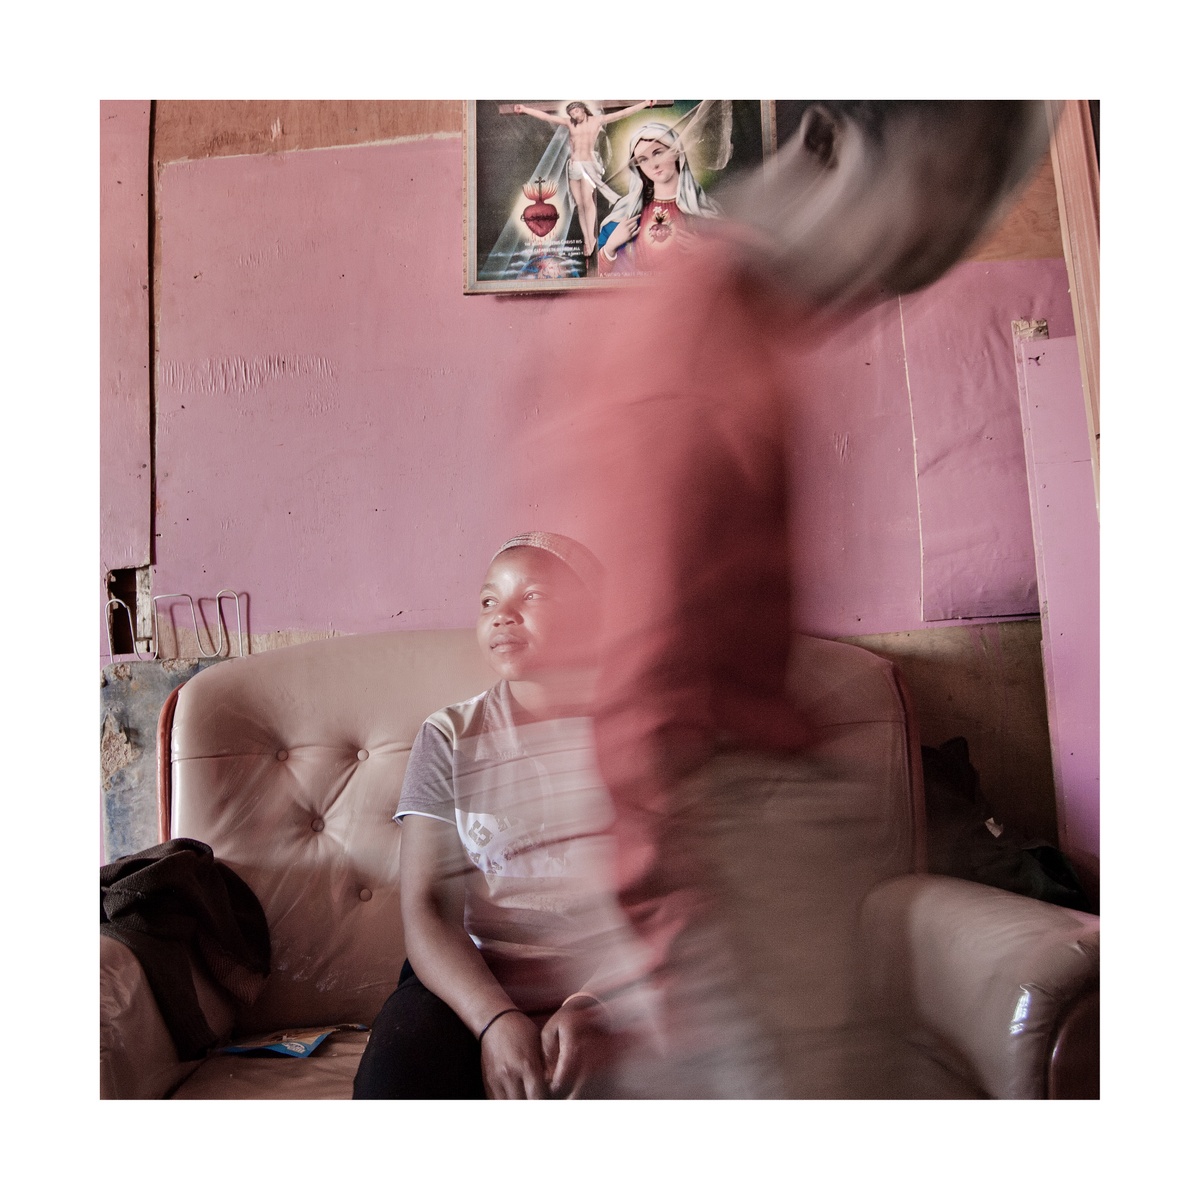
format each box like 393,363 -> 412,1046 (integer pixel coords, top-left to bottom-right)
901,262 -> 1074,620
99,102 -> 152,635
154,139 -> 549,635
781,258 -> 1070,638
149,136 -> 1070,646
1017,335 -> 1100,897
102,125 -> 1097,883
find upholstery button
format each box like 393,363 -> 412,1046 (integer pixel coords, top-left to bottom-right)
357,748 -> 369,761
310,817 -> 324,833
358,887 -> 372,902
276,749 -> 289,762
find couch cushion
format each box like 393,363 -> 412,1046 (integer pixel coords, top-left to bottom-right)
169,1029 -> 370,1100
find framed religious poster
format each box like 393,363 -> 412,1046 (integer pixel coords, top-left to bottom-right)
464,100 -> 775,294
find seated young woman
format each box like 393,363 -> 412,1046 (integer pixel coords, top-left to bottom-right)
352,532 -> 652,1100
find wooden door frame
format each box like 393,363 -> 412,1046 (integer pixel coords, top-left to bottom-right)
1047,100 -> 1100,507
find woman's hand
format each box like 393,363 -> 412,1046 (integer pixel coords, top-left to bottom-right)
604,215 -> 639,255
480,1010 -> 548,1099
540,996 -> 609,1099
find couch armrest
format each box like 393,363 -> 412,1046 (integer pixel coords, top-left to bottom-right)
861,874 -> 1099,1099
100,935 -> 237,1099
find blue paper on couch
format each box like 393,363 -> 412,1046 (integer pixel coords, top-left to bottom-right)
217,1024 -> 368,1058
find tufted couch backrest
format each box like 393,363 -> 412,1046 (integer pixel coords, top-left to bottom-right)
163,629 -> 923,1046
164,629 -> 496,1034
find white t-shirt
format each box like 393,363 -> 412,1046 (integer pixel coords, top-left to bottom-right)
395,681 -> 649,1019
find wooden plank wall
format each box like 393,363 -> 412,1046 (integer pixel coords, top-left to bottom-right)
154,100 -> 463,163
132,100 -> 1063,854
1047,101 -> 1100,500
969,155 -> 1063,263
150,100 -> 1064,270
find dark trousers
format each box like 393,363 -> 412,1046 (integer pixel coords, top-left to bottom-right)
352,961 -> 485,1099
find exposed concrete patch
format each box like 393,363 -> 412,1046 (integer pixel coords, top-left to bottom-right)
249,629 -> 341,653
101,658 -> 215,861
100,713 -> 138,789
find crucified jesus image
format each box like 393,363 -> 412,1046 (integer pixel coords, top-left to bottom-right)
513,101 -> 656,256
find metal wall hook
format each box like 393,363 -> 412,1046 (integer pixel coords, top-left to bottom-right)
104,590 -> 246,663
154,592 -> 239,659
215,589 -> 245,658
105,598 -> 156,663
152,593 -> 220,659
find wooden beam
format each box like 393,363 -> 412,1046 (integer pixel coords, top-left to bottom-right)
153,101 -> 465,164
1047,100 -> 1100,505
492,100 -> 674,116
968,153 -> 1063,263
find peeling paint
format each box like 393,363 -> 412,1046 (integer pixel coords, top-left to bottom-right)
100,713 -> 138,789
159,354 -> 336,396
101,658 -> 215,861
249,629 -> 341,654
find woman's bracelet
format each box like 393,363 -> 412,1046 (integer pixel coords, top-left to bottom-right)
477,1007 -> 520,1041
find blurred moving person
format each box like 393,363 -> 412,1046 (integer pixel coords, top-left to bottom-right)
521,102 -> 1054,1096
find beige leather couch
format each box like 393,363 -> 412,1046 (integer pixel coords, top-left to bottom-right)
99,629 -> 1099,1099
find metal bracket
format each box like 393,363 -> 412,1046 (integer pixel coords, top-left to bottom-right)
105,590 -> 246,663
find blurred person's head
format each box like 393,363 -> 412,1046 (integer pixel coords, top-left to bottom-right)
567,102 -> 592,124
477,533 -> 602,689
724,101 -> 1052,311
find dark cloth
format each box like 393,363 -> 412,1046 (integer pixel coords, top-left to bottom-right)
100,838 -> 271,1060
922,738 -> 1092,912
352,961 -> 485,1099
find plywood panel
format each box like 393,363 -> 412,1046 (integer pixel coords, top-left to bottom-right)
1014,333 -> 1099,902
968,154 -> 1064,263
900,258 -> 1074,621
1047,102 -> 1100,499
843,620 -> 1058,846
147,136 -> 1077,654
784,300 -> 924,638
153,137 -> 557,637
101,101 -> 153,658
101,101 -> 152,570
154,100 -> 463,163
